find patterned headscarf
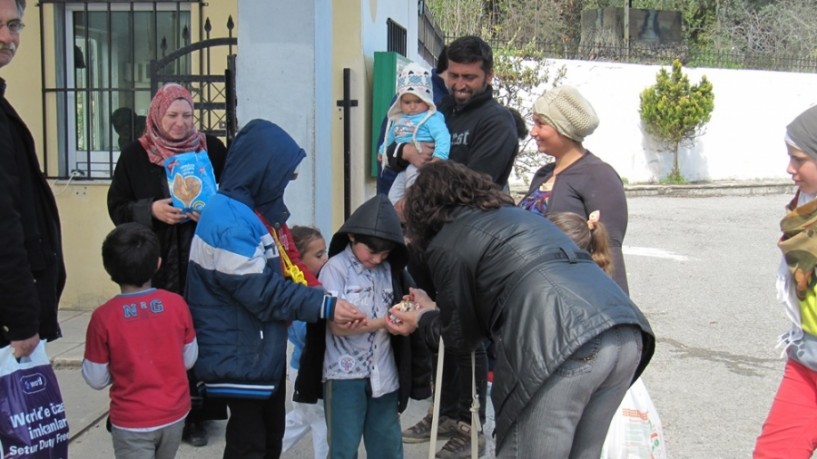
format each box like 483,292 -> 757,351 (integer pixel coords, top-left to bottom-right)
780,192 -> 817,300
138,83 -> 207,166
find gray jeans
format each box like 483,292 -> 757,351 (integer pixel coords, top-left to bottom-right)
497,325 -> 643,459
111,418 -> 185,459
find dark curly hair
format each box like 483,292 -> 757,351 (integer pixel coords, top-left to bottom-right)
403,161 -> 513,253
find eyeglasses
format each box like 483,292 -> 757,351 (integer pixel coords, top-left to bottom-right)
0,20 -> 25,34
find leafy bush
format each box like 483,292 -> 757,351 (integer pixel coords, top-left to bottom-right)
640,59 -> 714,181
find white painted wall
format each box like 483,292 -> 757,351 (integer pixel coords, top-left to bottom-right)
544,60 -> 817,183
235,0 -> 808,239
361,1 -> 420,63
237,1 -> 421,232
236,0 -> 333,233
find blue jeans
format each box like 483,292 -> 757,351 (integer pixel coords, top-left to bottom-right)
497,325 -> 643,459
324,378 -> 403,459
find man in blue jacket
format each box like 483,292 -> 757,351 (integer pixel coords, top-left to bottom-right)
186,119 -> 364,458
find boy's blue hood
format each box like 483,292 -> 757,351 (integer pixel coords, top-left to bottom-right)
218,119 -> 305,225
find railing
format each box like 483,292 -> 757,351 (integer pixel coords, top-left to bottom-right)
418,4 -> 445,67
468,36 -> 817,73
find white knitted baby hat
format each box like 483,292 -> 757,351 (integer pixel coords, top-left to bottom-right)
533,85 -> 599,143
386,62 -> 436,119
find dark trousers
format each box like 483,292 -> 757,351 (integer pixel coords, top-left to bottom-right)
405,248 -> 489,425
187,370 -> 227,424
439,343 -> 488,424
377,165 -> 398,196
223,373 -> 287,459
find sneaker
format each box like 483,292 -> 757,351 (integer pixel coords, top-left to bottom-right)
402,413 -> 458,443
435,421 -> 485,459
182,421 -> 208,447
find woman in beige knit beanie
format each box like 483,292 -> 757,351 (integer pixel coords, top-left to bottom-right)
518,85 -> 631,293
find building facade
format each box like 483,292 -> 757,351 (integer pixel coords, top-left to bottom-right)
3,0 -> 440,309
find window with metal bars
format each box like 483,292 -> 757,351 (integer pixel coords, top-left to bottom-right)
39,1 -> 199,179
386,18 -> 407,57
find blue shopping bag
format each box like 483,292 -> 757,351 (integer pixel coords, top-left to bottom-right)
0,341 -> 69,459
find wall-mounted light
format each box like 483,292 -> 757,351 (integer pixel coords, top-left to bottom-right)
418,0 -> 425,15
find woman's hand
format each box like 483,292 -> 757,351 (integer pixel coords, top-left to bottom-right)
386,307 -> 424,335
402,143 -> 434,168
386,288 -> 437,335
151,198 -> 187,225
408,288 -> 435,310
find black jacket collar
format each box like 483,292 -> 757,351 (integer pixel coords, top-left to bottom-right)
440,85 -> 495,116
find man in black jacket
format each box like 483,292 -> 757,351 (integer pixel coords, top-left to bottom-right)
389,35 -> 519,189
391,35 -> 519,459
0,0 -> 66,359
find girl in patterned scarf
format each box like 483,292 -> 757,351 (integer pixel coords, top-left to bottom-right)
756,104 -> 817,458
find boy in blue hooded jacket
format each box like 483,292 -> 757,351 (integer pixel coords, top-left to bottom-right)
185,119 -> 364,458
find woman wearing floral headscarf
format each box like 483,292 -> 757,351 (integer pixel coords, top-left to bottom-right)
107,83 -> 228,446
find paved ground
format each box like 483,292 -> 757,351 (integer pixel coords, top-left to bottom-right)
49,312 -> 457,459
624,193 -> 789,458
47,181 -> 798,458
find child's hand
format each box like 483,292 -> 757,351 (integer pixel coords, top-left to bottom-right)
336,318 -> 369,331
328,316 -> 370,336
332,299 -> 366,323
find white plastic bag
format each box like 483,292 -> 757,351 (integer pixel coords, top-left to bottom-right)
601,377 -> 667,459
0,341 -> 69,458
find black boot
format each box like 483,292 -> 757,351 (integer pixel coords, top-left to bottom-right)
182,419 -> 208,447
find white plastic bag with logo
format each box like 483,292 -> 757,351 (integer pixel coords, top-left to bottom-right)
0,341 -> 69,459
601,377 -> 667,459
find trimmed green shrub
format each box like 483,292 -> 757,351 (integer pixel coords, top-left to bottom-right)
640,59 -> 714,182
